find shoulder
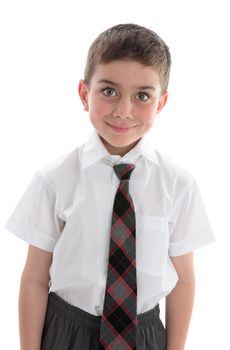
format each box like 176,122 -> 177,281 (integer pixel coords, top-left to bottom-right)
140,136 -> 195,188
155,148 -> 194,181
150,148 -> 197,199
36,142 -> 85,190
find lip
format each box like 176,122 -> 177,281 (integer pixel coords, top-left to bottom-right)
106,122 -> 136,133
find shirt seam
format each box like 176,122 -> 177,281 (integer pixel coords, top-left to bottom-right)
169,174 -> 196,226
37,170 -> 63,220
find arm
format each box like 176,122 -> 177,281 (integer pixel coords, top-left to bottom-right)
19,245 -> 53,350
166,252 -> 195,350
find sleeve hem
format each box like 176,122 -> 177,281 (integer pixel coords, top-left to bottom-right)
169,228 -> 215,257
5,216 -> 57,252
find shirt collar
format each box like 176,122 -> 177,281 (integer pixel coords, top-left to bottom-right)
81,130 -> 160,169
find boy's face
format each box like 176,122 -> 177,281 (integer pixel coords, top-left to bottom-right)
78,60 -> 168,156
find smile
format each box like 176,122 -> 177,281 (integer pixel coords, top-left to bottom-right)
106,122 -> 136,133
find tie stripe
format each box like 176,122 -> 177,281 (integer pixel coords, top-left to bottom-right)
100,163 -> 137,350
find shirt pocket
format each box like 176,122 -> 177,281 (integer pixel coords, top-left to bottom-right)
136,215 -> 169,276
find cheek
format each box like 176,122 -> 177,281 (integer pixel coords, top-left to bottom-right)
138,105 -> 156,124
89,98 -> 111,119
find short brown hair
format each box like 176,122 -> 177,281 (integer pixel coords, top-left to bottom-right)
84,23 -> 171,94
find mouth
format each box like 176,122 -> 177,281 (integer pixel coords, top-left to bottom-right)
106,122 -> 137,133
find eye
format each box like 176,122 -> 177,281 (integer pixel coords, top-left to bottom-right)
102,87 -> 117,97
136,92 -> 150,102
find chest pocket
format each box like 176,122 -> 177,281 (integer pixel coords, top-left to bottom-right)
136,215 -> 169,276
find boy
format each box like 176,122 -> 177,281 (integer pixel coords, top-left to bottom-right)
5,23 -> 214,350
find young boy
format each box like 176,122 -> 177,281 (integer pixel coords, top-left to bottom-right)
5,23 -> 214,350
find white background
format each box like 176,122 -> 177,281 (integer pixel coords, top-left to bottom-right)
0,0 -> 229,348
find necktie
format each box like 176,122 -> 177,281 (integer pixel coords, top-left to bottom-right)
99,163 -> 137,350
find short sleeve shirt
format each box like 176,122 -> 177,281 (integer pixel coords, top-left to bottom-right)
5,131 -> 215,315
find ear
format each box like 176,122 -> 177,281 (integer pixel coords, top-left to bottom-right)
156,92 -> 168,114
78,79 -> 89,111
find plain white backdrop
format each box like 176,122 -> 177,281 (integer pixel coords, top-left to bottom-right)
0,0 -> 229,348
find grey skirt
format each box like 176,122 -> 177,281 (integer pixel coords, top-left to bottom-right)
41,292 -> 166,350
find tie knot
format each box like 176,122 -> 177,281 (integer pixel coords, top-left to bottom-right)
113,163 -> 135,181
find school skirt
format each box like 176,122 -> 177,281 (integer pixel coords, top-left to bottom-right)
41,292 -> 166,350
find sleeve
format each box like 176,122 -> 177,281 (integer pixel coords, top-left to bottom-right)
5,171 -> 64,252
168,176 -> 215,257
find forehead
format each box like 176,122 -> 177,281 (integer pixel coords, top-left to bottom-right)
91,60 -> 161,89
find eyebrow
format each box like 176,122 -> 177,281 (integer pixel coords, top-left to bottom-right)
97,79 -> 156,91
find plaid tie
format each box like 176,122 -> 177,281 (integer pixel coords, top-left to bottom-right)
99,163 -> 137,350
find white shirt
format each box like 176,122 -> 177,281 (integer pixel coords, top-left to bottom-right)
5,131 -> 215,315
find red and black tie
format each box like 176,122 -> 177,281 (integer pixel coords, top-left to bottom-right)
99,163 -> 137,350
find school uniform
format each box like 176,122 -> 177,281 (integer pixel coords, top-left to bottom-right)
5,130 -> 215,349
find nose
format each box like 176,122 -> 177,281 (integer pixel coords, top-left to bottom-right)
112,97 -> 133,119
